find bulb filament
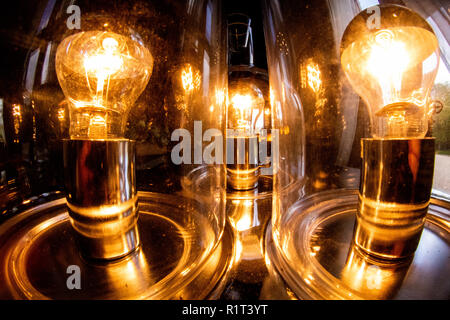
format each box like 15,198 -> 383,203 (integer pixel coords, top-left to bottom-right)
83,37 -> 123,109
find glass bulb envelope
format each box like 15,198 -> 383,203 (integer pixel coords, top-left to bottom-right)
262,0 -> 450,299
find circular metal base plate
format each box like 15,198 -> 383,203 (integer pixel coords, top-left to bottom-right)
265,189 -> 450,300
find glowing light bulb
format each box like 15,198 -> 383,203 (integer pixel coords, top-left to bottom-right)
56,31 -> 153,139
12,104 -> 22,143
341,5 -> 441,260
340,5 -> 440,138
228,81 -> 265,134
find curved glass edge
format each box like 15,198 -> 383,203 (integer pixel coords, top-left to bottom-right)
0,191 -> 230,300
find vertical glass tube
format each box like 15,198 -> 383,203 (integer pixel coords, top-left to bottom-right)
226,13 -> 269,191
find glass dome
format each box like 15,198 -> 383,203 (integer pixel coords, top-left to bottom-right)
262,0 -> 450,299
0,0 -> 229,299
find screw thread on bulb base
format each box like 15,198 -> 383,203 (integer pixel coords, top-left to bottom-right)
63,139 -> 140,260
353,138 -> 435,261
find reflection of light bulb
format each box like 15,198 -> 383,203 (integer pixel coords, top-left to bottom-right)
340,5 -> 440,138
228,81 -> 265,134
181,64 -> 201,93
306,61 -> 322,94
56,31 -> 153,139
57,108 -> 65,122
172,63 -> 202,113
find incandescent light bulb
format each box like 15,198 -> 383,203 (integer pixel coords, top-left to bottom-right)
228,81 -> 265,134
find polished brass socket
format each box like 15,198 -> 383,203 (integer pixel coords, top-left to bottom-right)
63,139 -> 140,260
354,138 -> 435,260
226,135 -> 259,191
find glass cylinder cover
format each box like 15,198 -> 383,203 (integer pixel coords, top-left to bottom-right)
0,0 -> 228,299
262,0 -> 450,299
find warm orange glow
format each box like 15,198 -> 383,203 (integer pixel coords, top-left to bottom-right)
269,87 -> 275,109
83,38 -> 123,76
234,238 -> 243,264
57,108 -> 65,122
56,31 -> 153,139
12,104 -> 21,118
181,65 -> 194,92
181,64 -> 201,93
281,126 -> 290,135
231,94 -> 252,110
12,104 -> 22,141
236,213 -> 252,232
228,82 -> 265,135
341,22 -> 439,138
215,88 -> 226,106
88,114 -> 107,137
367,31 -> 410,95
231,93 -> 253,130
307,62 -> 322,93
341,245 -> 409,299
83,37 -> 123,108
388,112 -> 406,123
90,114 -> 107,126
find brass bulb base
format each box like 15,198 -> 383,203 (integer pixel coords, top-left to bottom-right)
354,137 -> 435,260
226,135 -> 259,191
63,139 -> 140,261
227,167 -> 259,191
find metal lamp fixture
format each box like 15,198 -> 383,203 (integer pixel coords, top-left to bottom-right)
340,4 -> 440,260
0,0 -> 448,301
